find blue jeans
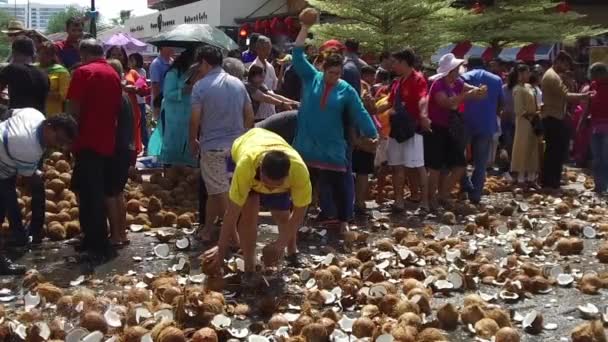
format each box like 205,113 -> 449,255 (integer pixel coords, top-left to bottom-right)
591,132 -> 608,193
463,134 -> 493,202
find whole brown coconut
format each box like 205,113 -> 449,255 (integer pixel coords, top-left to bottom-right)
176,214 -> 192,228
268,314 -> 289,329
150,212 -> 165,228
475,318 -> 500,339
379,294 -> 400,317
35,283 -> 64,302
123,326 -> 149,342
318,317 -> 336,335
158,326 -> 186,342
292,315 -> 314,335
356,247 -> 374,262
495,327 -> 520,342
65,221 -> 81,238
485,308 -> 512,328
437,303 -> 459,330
80,311 -> 108,334
47,223 -> 66,241
148,196 -> 163,213
417,328 -> 447,342
461,304 -> 486,325
391,325 -> 416,342
301,323 -> 328,342
299,8 -> 318,26
352,317 -> 375,338
191,328 -> 218,342
126,199 -> 142,214
315,269 -> 336,289
164,212 -> 178,226
47,179 -> 66,194
56,295 -> 73,316
54,160 -> 71,173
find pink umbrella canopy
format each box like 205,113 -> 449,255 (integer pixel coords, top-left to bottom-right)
103,33 -> 148,55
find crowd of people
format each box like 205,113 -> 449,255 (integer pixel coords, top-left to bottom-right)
0,8 -> 606,278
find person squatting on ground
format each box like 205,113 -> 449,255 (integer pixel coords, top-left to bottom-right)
203,128 -> 312,279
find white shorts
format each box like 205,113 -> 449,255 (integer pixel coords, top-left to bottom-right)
200,149 -> 231,195
374,137 -> 389,167
387,134 -> 424,168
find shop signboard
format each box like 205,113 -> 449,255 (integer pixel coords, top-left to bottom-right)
126,0 -> 221,40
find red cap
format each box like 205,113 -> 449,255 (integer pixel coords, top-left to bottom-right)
319,39 -> 345,53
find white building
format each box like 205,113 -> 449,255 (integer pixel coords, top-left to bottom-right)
0,2 -> 80,32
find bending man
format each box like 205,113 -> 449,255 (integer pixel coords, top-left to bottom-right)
204,128 -> 312,276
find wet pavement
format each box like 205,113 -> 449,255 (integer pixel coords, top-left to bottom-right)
2,170 -> 608,341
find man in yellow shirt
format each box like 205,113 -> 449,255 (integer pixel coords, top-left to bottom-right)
203,128 -> 312,276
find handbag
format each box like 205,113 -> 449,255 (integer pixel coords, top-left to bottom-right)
389,83 -> 416,143
448,109 -> 466,147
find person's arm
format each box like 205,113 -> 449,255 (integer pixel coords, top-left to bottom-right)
268,92 -> 299,106
240,83 -> 254,129
65,68 -> 84,118
243,102 -> 254,129
347,86 -> 378,139
253,90 -> 295,107
276,165 -> 312,247
292,25 -> 317,82
189,83 -> 203,157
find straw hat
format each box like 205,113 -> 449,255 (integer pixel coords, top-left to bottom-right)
429,53 -> 465,81
2,20 -> 26,34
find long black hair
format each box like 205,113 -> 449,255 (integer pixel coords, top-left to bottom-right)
508,63 -> 530,90
169,48 -> 195,76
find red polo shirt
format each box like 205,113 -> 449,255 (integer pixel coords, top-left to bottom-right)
388,70 -> 428,122
67,59 -> 122,156
54,40 -> 81,69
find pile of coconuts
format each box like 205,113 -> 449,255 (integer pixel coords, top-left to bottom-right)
4,152 -> 200,241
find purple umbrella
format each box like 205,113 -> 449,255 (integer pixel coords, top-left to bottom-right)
103,33 -> 148,56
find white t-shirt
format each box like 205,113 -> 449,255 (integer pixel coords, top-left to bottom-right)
249,57 -> 278,120
0,108 -> 45,179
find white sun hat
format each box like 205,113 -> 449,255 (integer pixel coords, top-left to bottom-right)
429,53 -> 465,81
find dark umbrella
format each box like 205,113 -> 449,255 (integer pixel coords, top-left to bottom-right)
148,24 -> 239,51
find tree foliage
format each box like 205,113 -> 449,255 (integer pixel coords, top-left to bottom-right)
307,0 -> 465,56
111,10 -> 132,26
449,0 -> 608,49
46,6 -> 86,34
307,0 -> 607,59
0,10 -> 12,60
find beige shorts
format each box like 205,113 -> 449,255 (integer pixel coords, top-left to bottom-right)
200,149 -> 231,195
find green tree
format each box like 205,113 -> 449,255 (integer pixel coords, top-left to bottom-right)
46,6 -> 86,34
306,0 -> 464,56
449,0 -> 608,52
111,10 -> 132,26
0,9 -> 12,60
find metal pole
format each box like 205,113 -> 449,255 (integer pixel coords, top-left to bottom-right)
90,0 -> 97,38
26,0 -> 29,28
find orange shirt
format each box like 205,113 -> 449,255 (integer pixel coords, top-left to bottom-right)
125,69 -> 143,155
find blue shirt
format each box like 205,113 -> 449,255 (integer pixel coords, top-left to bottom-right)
461,69 -> 503,136
242,50 -> 257,64
191,67 -> 251,151
342,59 -> 361,95
291,47 -> 377,169
150,56 -> 172,100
